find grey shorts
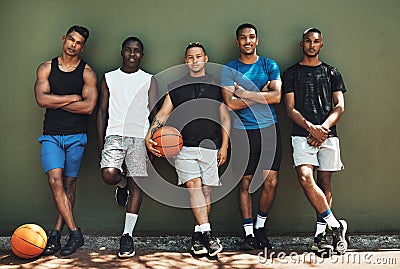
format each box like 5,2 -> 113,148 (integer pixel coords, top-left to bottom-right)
100,135 -> 148,177
292,136 -> 344,171
173,146 -> 221,186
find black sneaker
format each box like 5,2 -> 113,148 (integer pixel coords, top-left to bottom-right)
311,232 -> 334,253
118,234 -> 135,258
202,231 -> 223,257
115,185 -> 129,207
254,227 -> 272,249
43,229 -> 61,255
332,220 -> 348,255
240,235 -> 257,250
190,232 -> 208,255
60,228 -> 84,256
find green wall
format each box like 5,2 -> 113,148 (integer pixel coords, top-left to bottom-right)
1,0 -> 399,235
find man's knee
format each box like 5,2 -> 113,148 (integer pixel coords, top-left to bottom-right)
264,177 -> 278,191
202,186 -> 211,196
47,170 -> 63,189
101,167 -> 121,185
298,174 -> 315,190
240,175 -> 253,192
264,171 -> 279,189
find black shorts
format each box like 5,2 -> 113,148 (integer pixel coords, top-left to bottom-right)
230,124 -> 282,176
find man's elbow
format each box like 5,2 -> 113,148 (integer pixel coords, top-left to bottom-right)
35,97 -> 47,108
36,101 -> 46,108
274,94 -> 282,104
224,100 -> 239,111
268,94 -> 281,104
83,103 -> 97,114
85,106 -> 96,114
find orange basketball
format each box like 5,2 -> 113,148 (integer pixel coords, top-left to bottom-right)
11,224 -> 47,259
152,126 -> 183,157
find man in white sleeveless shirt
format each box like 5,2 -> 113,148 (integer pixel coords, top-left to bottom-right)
97,37 -> 157,258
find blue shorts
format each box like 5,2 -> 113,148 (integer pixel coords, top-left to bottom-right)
38,134 -> 87,177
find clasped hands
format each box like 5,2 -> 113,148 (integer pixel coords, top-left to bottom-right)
307,124 -> 330,147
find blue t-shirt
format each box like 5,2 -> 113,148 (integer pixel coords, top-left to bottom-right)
220,57 -> 281,130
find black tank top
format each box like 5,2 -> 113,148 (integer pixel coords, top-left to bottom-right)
43,57 -> 88,135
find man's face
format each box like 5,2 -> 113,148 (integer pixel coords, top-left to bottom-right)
301,32 -> 323,58
185,47 -> 208,74
236,27 -> 258,55
121,41 -> 143,68
62,31 -> 86,56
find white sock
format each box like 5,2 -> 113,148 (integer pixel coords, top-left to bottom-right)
323,213 -> 340,228
315,222 -> 327,237
122,213 -> 138,236
244,225 -> 254,237
199,223 -> 211,233
194,225 -> 201,233
117,175 -> 127,188
254,215 -> 267,229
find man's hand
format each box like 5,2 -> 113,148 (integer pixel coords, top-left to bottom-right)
307,123 -> 330,143
234,82 -> 247,98
145,135 -> 161,158
307,135 -> 323,147
217,147 -> 228,166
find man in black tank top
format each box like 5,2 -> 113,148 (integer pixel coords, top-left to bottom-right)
34,25 -> 98,256
146,43 -> 230,257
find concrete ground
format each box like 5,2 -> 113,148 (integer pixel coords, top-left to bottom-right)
1,234 -> 399,268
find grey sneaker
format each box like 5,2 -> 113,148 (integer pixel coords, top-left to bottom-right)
332,220 -> 348,255
60,228 -> 84,256
190,232 -> 208,255
43,229 -> 61,255
118,234 -> 135,258
202,231 -> 223,257
254,227 -> 272,249
311,232 -> 334,253
240,235 -> 258,250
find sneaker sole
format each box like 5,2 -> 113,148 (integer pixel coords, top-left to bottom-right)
208,245 -> 223,257
118,251 -> 135,258
311,245 -> 334,253
240,243 -> 256,250
191,246 -> 208,255
335,220 -> 348,255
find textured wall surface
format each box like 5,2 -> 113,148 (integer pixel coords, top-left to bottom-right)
0,0 -> 399,235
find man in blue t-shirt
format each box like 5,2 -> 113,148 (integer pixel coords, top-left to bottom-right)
221,23 -> 282,250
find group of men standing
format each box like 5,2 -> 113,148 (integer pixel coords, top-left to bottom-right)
33,23 -> 348,258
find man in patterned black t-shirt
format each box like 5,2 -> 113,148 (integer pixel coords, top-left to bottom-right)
283,28 -> 348,255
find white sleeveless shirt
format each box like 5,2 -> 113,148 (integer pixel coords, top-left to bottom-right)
105,68 -> 152,138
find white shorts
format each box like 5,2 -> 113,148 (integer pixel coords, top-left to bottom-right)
100,135 -> 148,177
173,146 -> 221,186
292,136 -> 344,171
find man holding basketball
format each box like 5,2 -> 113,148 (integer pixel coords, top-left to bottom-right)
34,25 -> 98,256
220,23 -> 282,250
282,28 -> 348,254
97,37 -> 157,258
145,42 -> 230,257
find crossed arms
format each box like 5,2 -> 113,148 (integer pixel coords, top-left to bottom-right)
34,60 -> 98,114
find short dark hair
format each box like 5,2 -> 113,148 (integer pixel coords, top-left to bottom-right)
66,25 -> 89,43
236,23 -> 257,38
185,42 -> 206,56
122,36 -> 144,52
302,27 -> 322,39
